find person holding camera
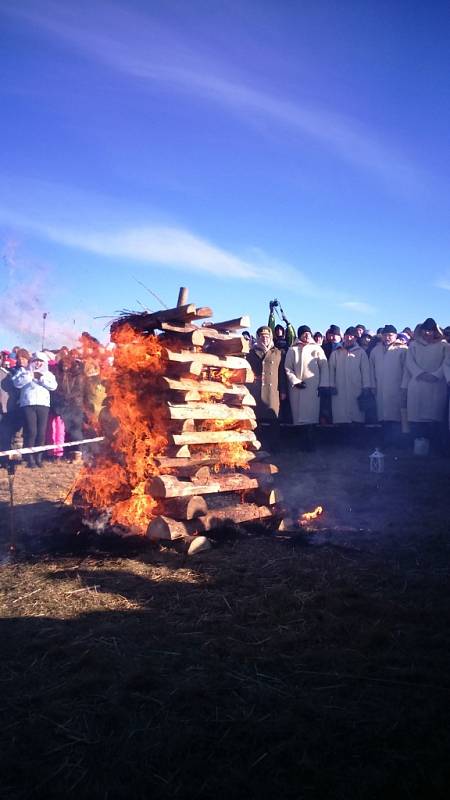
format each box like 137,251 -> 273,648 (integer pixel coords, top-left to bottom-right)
268,300 -> 296,348
12,351 -> 57,468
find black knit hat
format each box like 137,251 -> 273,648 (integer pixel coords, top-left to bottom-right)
382,324 -> 397,334
344,326 -> 357,336
328,324 -> 341,336
297,325 -> 312,338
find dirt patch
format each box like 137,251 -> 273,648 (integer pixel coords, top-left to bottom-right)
1,442 -> 450,799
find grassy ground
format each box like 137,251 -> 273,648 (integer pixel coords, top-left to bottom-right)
1,438 -> 450,799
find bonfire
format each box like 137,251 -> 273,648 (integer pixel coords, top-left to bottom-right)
73,292 -> 283,541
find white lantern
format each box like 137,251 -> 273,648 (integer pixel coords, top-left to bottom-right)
369,448 -> 384,473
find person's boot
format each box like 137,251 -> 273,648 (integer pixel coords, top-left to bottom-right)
35,453 -> 44,468
26,455 -> 36,469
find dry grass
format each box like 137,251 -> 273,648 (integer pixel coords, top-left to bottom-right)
1,439 -> 450,799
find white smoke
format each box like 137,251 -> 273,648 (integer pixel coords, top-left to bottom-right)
0,239 -> 100,350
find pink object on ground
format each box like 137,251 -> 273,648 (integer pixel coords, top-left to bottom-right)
47,413 -> 65,458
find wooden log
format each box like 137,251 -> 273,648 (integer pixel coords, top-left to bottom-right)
162,495 -> 208,520
164,445 -> 191,458
161,376 -> 252,399
147,503 -> 275,540
160,329 -> 205,347
207,367 -> 254,384
171,430 -> 257,446
162,349 -> 250,371
162,323 -> 245,343
205,338 -> 250,356
169,389 -> 256,406
167,419 -> 196,433
167,403 -> 256,422
177,287 -> 188,307
166,361 -> 203,378
249,487 -> 284,506
147,516 -> 192,540
247,462 -> 279,475
204,316 -> 251,331
147,472 -> 263,498
112,304 -> 198,333
155,450 -> 270,471
190,466 -> 212,484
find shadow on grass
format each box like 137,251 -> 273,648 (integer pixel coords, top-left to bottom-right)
2,537 -> 450,800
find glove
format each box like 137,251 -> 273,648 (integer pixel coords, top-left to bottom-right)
294,381 -> 307,390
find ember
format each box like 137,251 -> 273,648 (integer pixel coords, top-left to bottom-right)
300,505 -> 324,524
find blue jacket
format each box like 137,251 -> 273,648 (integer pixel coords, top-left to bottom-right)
12,366 -> 57,407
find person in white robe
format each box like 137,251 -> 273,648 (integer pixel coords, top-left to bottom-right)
285,326 -> 329,449
329,327 -> 371,425
369,324 -> 408,444
402,318 -> 447,451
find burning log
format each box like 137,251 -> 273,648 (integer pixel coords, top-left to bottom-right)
154,451 -> 270,471
112,304 -> 213,333
170,430 -> 258,446
163,495 -> 208,520
162,349 -> 250,370
147,472 -> 268,498
167,403 -> 256,422
168,419 -> 196,433
147,503 -> 275,540
160,328 -> 206,347
161,376 -> 253,400
166,361 -> 204,378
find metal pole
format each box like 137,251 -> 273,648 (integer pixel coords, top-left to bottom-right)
41,312 -> 48,350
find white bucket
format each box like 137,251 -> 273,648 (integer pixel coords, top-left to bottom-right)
414,437 -> 430,456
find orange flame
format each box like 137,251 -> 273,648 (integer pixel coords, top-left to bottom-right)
72,325 -> 167,533
299,505 -> 323,524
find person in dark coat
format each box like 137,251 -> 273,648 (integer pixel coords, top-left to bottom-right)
247,326 -> 287,451
0,354 -> 21,462
322,325 -> 342,360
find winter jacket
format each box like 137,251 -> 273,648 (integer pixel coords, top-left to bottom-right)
12,366 -> 57,407
285,343 -> 329,425
247,345 -> 287,421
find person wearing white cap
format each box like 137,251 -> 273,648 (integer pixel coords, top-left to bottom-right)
12,351 -> 57,468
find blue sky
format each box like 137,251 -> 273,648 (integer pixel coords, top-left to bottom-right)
1,0 -> 450,348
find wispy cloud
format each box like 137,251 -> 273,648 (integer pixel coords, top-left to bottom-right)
339,300 -> 376,316
435,278 -> 450,292
5,1 -> 421,194
0,176 -> 374,317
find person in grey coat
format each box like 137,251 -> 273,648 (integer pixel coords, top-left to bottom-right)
247,326 -> 287,452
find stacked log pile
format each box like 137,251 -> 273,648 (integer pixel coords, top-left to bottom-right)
111,296 -> 282,542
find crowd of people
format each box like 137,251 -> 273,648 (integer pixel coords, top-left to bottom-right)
0,335 -> 108,468
2,310 -> 450,468
245,303 -> 450,454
